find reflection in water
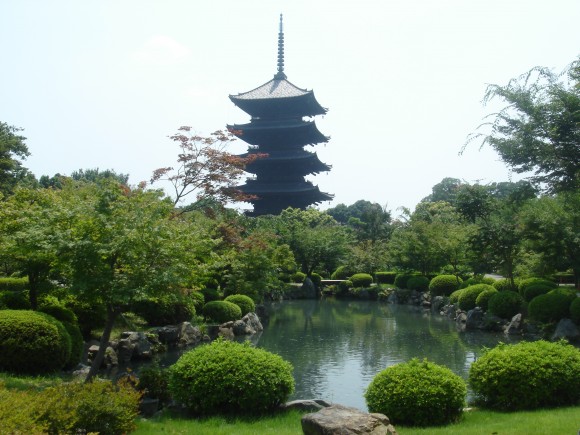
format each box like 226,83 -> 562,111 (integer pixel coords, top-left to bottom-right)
255,299 -> 523,411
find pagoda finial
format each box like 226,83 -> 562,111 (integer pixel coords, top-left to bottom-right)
274,13 -> 287,80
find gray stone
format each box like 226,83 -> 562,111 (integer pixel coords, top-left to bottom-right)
302,405 -> 397,435
482,314 -> 507,332
155,325 -> 179,344
218,326 -> 235,340
301,277 -> 317,299
456,311 -> 467,332
441,304 -> 456,319
386,292 -> 398,304
233,319 -> 253,336
177,322 -> 201,347
117,338 -> 134,363
281,399 -> 332,412
504,313 -> 523,335
552,318 -> 580,342
104,346 -> 118,367
466,307 -> 485,330
243,312 -> 263,332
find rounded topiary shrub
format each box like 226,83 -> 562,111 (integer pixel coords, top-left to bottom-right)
429,275 -> 462,297
224,294 -> 255,316
350,273 -> 373,288
0,310 -> 71,374
469,340 -> 580,410
310,273 -> 323,287
291,271 -> 307,283
475,287 -> 498,311
458,284 -> 495,311
0,277 -> 28,291
168,339 -> 294,414
394,273 -> 415,290
133,294 -> 196,326
364,358 -> 466,427
487,291 -> 524,319
330,266 -> 351,280
449,289 -> 464,305
518,277 -> 556,296
492,278 -> 518,292
61,321 -> 84,368
407,276 -> 430,292
570,297 -> 580,324
39,303 -> 78,324
523,283 -> 556,302
375,272 -> 397,284
528,292 -> 573,324
202,300 -> 242,324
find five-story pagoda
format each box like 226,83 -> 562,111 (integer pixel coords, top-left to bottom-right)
228,14 -> 333,216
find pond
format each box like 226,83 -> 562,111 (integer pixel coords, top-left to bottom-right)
254,299 -> 524,411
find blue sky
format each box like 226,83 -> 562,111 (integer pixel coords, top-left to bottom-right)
1,1 -> 578,213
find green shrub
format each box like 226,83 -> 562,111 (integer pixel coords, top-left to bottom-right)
487,291 -> 524,319
449,289 -> 463,305
518,277 -> 556,295
39,303 -> 78,324
350,273 -> 373,288
168,340 -> 294,414
224,294 -> 255,316
291,271 -> 307,283
548,287 -> 577,302
523,283 -> 556,302
460,276 -> 495,289
475,287 -> 498,311
0,382 -> 48,433
528,293 -> 574,323
330,266 -> 351,280
394,273 -> 415,289
133,293 -> 195,326
61,321 -> 84,368
202,301 -> 242,324
570,298 -> 580,324
64,296 -> 106,340
189,290 -> 205,312
0,277 -> 28,291
138,361 -> 171,404
364,358 -> 466,426
0,310 -> 71,374
200,287 -> 221,303
429,275 -> 462,297
310,273 -> 323,287
407,276 -> 430,292
375,272 -> 397,284
492,278 -> 518,292
0,290 -> 31,309
469,340 -> 580,410
458,284 -> 495,311
37,379 -> 141,435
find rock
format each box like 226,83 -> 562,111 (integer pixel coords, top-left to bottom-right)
552,318 -> 580,342
117,338 -> 134,363
218,326 -> 235,340
441,304 -> 456,319
243,312 -> 263,332
72,364 -> 90,379
281,399 -> 332,412
233,319 -> 253,336
431,296 -> 447,313
177,322 -> 202,347
466,307 -> 484,330
504,313 -> 523,335
154,325 -> 179,344
301,277 -> 317,299
482,314 -> 507,332
104,346 -> 118,367
302,404 -> 397,435
386,292 -> 398,304
456,311 -> 467,332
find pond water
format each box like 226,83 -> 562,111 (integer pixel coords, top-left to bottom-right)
254,299 -> 525,411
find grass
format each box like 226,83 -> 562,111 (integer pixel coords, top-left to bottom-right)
0,372 -> 64,391
134,406 -> 580,435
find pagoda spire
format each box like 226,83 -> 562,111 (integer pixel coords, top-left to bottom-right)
274,14 -> 287,80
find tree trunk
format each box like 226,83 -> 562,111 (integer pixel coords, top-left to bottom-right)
85,305 -> 120,383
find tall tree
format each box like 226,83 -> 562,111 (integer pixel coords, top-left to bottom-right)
466,58 -> 580,193
0,122 -> 32,196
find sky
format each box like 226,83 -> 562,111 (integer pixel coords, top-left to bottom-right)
1,1 -> 579,214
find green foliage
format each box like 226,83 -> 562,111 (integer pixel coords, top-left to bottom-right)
429,275 -> 462,297
475,287 -> 499,311
224,294 -> 255,316
0,122 -> 31,196
310,272 -> 323,287
449,289 -> 463,305
200,287 -> 222,303
61,321 -> 83,368
487,291 -> 524,319
394,273 -> 415,289
0,310 -> 71,374
528,292 -> 574,323
523,283 -> 555,302
189,290 -> 205,312
469,340 -> 580,410
133,293 -> 196,326
364,358 -> 466,426
460,276 -> 496,289
168,339 -> 294,414
202,300 -> 242,324
350,273 -> 373,288
36,380 -> 141,435
330,266 -> 351,280
407,276 -> 430,292
492,278 -> 518,292
0,290 -> 31,309
64,296 -> 106,339
518,277 -> 556,296
0,382 -> 48,433
138,361 -> 171,403
0,277 -> 28,291
38,303 -> 78,324
291,271 -> 306,283
458,284 -> 495,311
570,297 -> 580,324
375,271 -> 397,284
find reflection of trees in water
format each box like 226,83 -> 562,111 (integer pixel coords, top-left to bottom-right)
256,300 -> 521,403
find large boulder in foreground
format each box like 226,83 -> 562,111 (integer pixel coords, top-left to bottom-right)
301,404 -> 397,435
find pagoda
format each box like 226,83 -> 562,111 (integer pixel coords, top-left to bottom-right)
228,14 -> 333,216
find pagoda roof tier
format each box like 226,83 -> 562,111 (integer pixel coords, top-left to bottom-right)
229,78 -> 327,118
243,150 -> 331,175
239,179 -> 333,199
229,119 -> 328,147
